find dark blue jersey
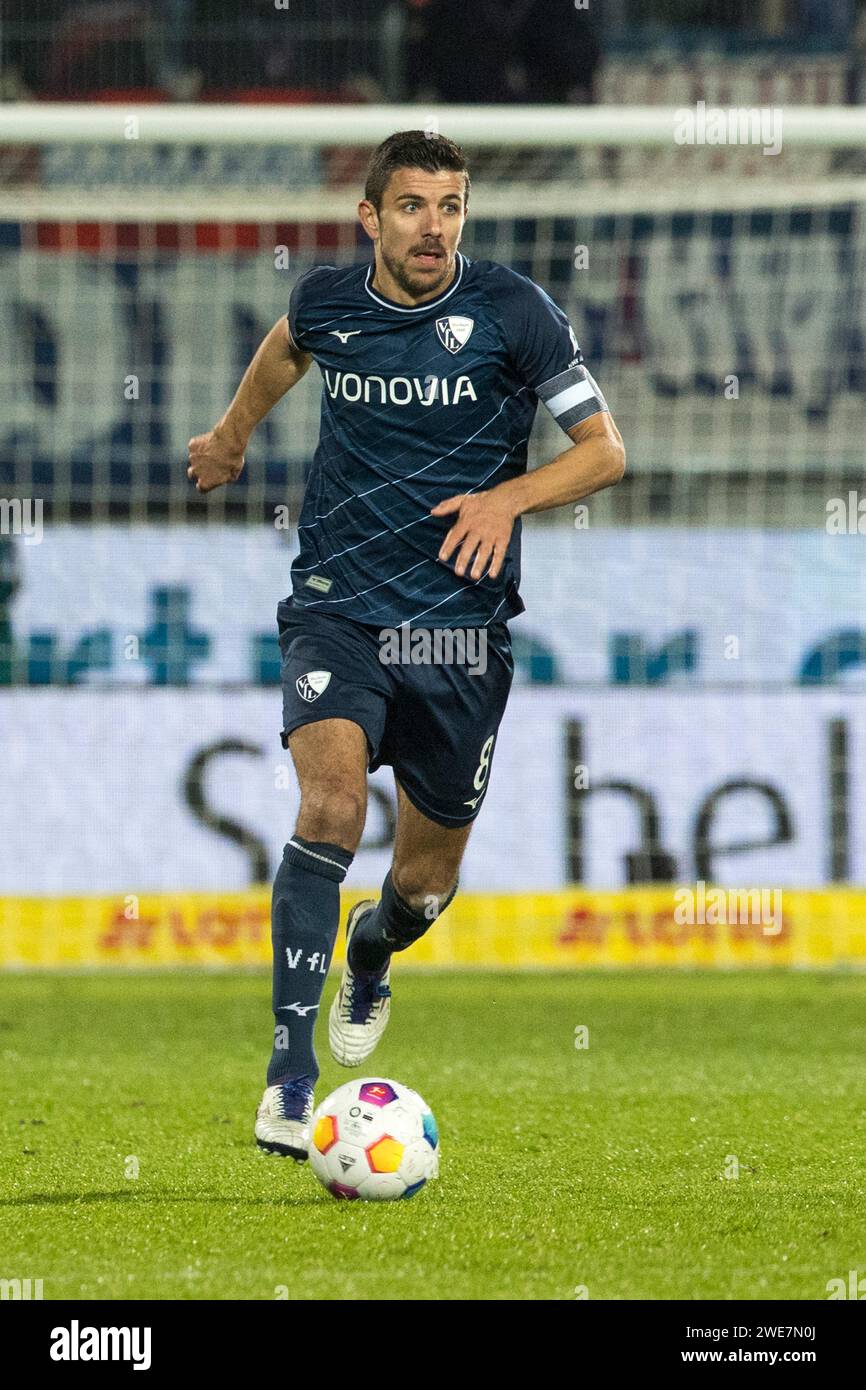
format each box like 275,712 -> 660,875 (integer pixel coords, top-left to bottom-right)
287,252 -> 608,628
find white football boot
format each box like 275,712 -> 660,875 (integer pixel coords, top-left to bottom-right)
254,1077 -> 314,1160
328,899 -> 392,1067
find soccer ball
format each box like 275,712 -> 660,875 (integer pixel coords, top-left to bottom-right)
308,1077 -> 439,1200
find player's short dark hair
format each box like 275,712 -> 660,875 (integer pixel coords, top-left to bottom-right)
364,131 -> 470,212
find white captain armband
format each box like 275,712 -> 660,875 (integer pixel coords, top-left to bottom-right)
536,361 -> 608,432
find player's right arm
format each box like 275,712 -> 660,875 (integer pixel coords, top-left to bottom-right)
187,316 -> 312,493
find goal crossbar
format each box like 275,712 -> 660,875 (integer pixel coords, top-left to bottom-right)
1,103 -> 865,147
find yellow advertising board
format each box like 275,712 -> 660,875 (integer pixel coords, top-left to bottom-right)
1,888 -> 865,969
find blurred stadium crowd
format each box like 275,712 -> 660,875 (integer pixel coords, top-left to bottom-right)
0,0 -> 861,104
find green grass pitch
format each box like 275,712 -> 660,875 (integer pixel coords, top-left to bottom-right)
1,970 -> 864,1301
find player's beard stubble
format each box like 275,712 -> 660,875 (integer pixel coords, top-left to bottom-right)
378,239 -> 458,303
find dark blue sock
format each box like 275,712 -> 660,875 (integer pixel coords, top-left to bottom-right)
267,835 -> 354,1086
348,869 -> 458,974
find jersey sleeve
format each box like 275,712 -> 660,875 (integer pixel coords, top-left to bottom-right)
495,267 -> 608,432
287,265 -> 333,351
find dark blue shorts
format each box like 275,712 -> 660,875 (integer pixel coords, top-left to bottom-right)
277,600 -> 515,828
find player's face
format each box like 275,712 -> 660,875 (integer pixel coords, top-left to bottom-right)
365,167 -> 467,303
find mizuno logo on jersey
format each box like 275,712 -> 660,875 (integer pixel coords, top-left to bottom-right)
329,330 -> 362,344
323,370 -> 478,407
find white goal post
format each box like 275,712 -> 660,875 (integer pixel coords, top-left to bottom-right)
2,101 -> 866,145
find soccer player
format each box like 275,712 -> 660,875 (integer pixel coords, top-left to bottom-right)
187,131 -> 625,1160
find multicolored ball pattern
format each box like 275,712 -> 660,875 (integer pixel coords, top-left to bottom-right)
308,1078 -> 440,1201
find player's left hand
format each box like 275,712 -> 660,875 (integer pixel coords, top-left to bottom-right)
431,490 -> 517,581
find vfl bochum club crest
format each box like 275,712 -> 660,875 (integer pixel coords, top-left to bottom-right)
436,315 -> 474,354
296,670 -> 332,703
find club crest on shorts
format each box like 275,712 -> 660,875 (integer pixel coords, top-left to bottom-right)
296,670 -> 332,703
436,315 -> 474,354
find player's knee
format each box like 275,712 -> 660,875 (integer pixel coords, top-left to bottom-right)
297,783 -> 366,851
392,865 -> 458,917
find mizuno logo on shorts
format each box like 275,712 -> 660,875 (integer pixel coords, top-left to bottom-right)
296,670 -> 332,702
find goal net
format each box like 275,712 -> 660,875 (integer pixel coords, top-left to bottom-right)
1,102 -> 864,519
